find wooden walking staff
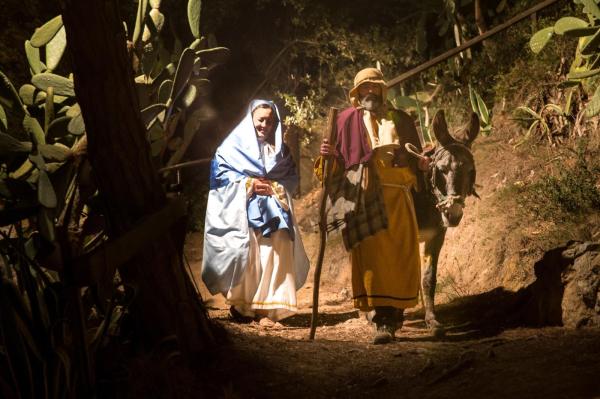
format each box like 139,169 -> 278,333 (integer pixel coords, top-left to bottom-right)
309,107 -> 339,340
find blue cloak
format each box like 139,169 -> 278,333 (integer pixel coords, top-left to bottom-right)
201,100 -> 309,297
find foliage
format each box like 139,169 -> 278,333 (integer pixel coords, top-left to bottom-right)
129,0 -> 230,172
412,3 -> 576,141
493,33 -> 574,106
388,88 -> 435,144
513,145 -> 600,222
200,0 -> 543,142
203,0 -> 431,123
277,89 -> 323,131
0,1 -> 227,396
386,82 -> 490,145
529,0 -> 600,118
382,2 -> 568,145
468,84 -> 491,135
276,88 -> 324,148
514,95 -> 573,146
0,230 -> 136,398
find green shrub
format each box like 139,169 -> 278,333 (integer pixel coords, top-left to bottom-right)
493,34 -> 575,108
517,156 -> 600,221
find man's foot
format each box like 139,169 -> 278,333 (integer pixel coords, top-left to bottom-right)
373,324 -> 395,345
425,318 -> 446,338
366,310 -> 376,324
229,306 -> 254,323
396,309 -> 405,331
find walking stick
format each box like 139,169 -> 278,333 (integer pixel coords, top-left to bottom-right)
309,107 -> 338,340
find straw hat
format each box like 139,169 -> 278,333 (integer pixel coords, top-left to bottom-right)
348,67 -> 387,107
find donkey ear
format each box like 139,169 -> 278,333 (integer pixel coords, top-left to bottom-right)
432,109 -> 455,147
455,112 -> 480,147
464,112 -> 480,146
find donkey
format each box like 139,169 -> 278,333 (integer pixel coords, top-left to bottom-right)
409,110 -> 480,336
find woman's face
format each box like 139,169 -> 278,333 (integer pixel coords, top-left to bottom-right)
252,107 -> 275,142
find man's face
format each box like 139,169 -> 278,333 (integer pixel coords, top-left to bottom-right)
252,107 -> 275,142
357,82 -> 383,111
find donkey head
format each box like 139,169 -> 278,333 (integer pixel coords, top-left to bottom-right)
430,110 -> 480,227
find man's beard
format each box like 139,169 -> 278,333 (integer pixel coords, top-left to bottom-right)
359,93 -> 382,111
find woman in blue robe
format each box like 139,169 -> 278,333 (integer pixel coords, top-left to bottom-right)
202,99 -> 309,322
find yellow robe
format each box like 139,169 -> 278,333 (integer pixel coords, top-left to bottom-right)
351,111 -> 421,310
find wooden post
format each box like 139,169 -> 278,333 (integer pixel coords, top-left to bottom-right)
309,107 -> 338,340
531,12 -> 538,32
284,125 -> 302,197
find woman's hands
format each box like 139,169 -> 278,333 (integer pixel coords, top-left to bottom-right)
252,177 -> 274,196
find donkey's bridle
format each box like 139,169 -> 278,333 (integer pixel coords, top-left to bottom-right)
428,142 -> 476,211
405,142 -> 476,212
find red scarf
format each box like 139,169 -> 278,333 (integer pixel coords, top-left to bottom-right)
335,107 -> 423,176
335,107 -> 373,170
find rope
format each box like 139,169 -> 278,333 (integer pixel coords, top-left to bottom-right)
404,143 -> 429,160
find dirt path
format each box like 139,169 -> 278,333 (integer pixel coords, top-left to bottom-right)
200,289 -> 600,399
185,235 -> 600,399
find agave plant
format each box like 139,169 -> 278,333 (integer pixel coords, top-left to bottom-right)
468,84 -> 492,136
514,100 -> 571,147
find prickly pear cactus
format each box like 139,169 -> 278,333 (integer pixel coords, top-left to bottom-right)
0,4 -> 231,399
530,0 -> 600,117
130,0 -> 230,171
0,12 -> 80,241
1,0 -> 231,240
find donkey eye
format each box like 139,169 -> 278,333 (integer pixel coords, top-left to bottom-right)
438,159 -> 451,172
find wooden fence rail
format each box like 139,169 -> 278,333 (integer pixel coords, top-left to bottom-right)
386,0 -> 563,88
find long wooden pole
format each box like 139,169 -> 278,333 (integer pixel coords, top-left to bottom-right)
158,157 -> 211,173
309,107 -> 338,340
386,0 -> 563,88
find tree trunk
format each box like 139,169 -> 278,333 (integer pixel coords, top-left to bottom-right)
59,0 -> 212,355
474,0 -> 488,35
474,0 -> 495,59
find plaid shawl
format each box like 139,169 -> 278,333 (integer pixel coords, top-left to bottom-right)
324,161 -> 388,250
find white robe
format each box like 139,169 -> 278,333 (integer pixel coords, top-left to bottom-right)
227,228 -> 298,321
202,178 -> 309,322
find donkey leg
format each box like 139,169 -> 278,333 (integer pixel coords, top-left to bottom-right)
422,228 -> 446,337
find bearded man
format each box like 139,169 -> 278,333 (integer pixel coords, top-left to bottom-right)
318,67 -> 428,344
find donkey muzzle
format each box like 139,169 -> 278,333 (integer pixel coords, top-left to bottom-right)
438,196 -> 464,227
